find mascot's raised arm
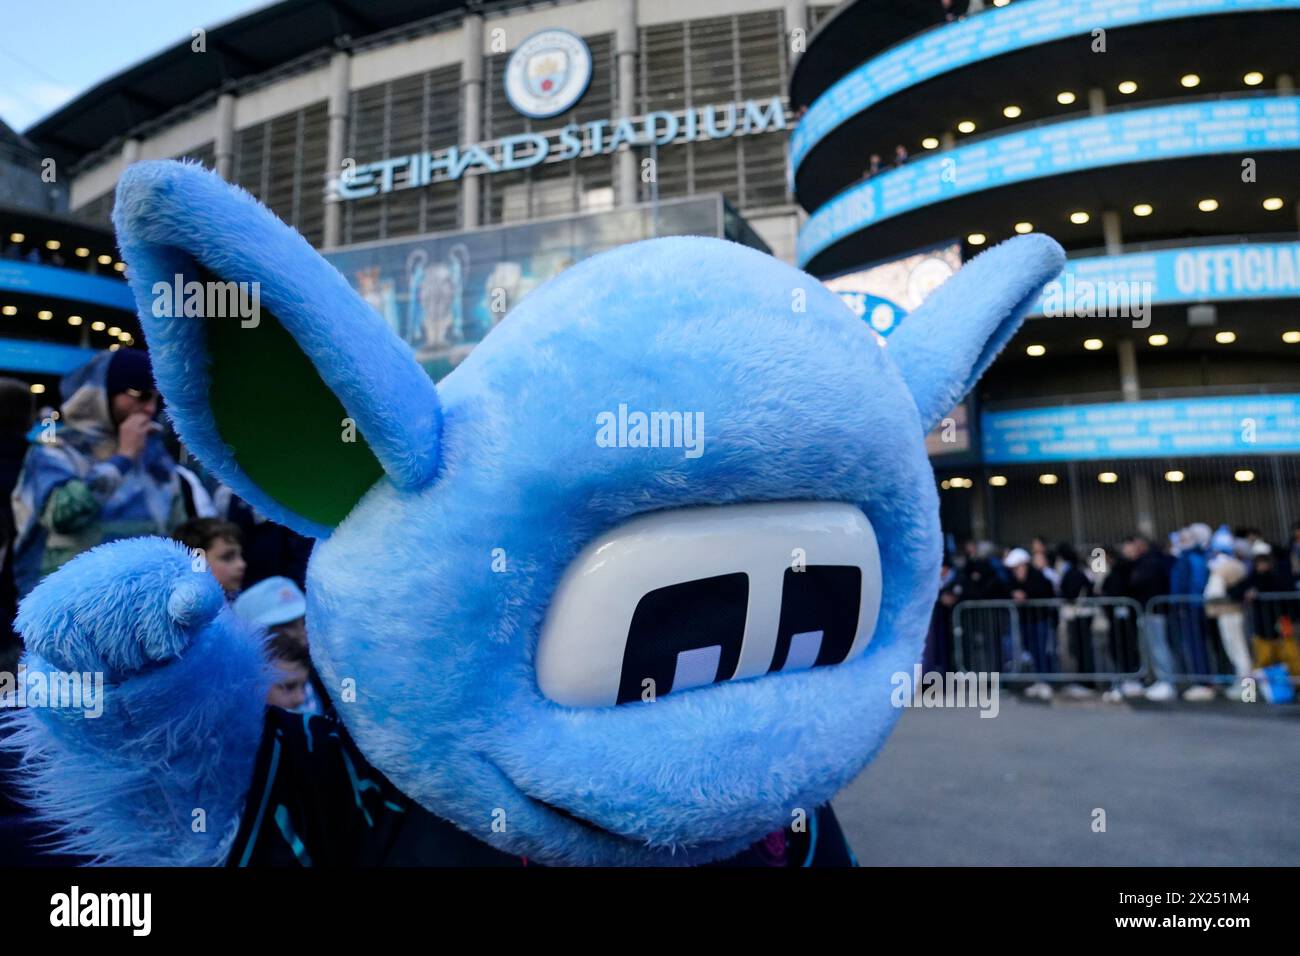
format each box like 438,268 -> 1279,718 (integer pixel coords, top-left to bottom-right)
4,160 -> 1063,866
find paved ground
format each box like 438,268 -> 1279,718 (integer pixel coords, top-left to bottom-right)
834,694 -> 1300,866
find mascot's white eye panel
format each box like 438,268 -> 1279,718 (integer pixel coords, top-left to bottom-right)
535,502 -> 882,707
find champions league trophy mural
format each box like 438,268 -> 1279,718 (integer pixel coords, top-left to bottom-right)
342,242 -> 513,380
405,244 -> 471,355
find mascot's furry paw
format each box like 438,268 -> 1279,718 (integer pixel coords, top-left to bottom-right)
18,537 -> 226,679
3,538 -> 270,865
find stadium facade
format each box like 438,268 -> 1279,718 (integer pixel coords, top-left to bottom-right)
0,118 -> 137,395
12,0 -> 901,393
5,0 -> 1299,549
31,0 -> 856,259
792,0 -> 1300,549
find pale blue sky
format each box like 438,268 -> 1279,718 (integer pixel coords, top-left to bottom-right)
0,0 -> 271,132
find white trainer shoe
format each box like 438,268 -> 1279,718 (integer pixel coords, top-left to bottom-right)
1145,681 -> 1176,702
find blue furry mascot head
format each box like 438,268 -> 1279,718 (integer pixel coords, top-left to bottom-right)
5,161 -> 1063,866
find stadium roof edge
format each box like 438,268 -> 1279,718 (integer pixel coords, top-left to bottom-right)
23,0 -> 538,169
789,0 -> 969,109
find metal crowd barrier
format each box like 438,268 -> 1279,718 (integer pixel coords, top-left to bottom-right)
1144,592 -> 1300,686
951,597 -> 1145,683
950,593 -> 1300,685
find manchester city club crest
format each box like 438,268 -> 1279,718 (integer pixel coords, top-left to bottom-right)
526,48 -> 569,99
504,29 -> 593,120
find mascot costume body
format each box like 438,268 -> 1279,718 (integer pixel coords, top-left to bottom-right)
3,161 -> 1063,866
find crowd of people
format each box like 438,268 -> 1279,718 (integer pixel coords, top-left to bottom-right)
0,348 -> 321,713
861,144 -> 910,182
930,524 -> 1300,704
0,347 -> 345,864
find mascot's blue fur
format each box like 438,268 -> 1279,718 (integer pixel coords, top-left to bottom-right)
4,160 -> 1064,866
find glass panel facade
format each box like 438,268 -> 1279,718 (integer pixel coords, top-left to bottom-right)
324,194 -> 766,380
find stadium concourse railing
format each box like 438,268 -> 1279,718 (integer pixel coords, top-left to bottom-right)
950,594 -> 1300,687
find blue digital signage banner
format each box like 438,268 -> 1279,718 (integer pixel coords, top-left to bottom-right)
797,97 -> 1300,267
982,395 -> 1300,463
0,338 -> 96,376
791,0 -> 1300,174
0,260 -> 135,312
1027,241 -> 1300,315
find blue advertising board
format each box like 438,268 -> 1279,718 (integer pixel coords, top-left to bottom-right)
1027,241 -> 1300,315
797,97 -> 1300,267
791,0 -> 1300,174
982,396 -> 1300,463
0,338 -> 96,376
0,260 -> 135,312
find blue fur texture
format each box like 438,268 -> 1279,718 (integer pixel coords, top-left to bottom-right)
111,160 -> 442,538
4,537 -> 270,865
13,160 -> 1064,866
886,237 -> 1066,431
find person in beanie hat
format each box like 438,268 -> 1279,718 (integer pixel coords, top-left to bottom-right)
10,349 -> 190,594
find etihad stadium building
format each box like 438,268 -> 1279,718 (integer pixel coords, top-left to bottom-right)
791,0 -> 1300,546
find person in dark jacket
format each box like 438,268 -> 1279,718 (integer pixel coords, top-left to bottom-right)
959,554 -> 1010,601
923,554 -> 959,675
229,706 -> 857,867
1008,549 -> 1057,601
1125,535 -> 1183,700
1057,544 -> 1092,601
1100,543 -> 1141,678
953,550 -> 1010,673
1125,536 -> 1170,607
1289,521 -> 1300,589
1005,547 -> 1055,693
0,377 -> 31,671
1056,543 -> 1097,689
1230,543 -> 1297,654
0,379 -> 53,866
1102,544 -> 1131,599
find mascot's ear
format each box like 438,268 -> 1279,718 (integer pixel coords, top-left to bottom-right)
113,161 -> 441,538
886,234 -> 1065,433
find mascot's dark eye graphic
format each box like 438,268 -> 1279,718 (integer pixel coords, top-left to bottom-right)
615,573 -> 748,704
536,501 -> 883,708
768,566 -> 863,672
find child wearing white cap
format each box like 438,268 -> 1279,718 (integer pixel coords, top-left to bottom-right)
233,576 -> 325,715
